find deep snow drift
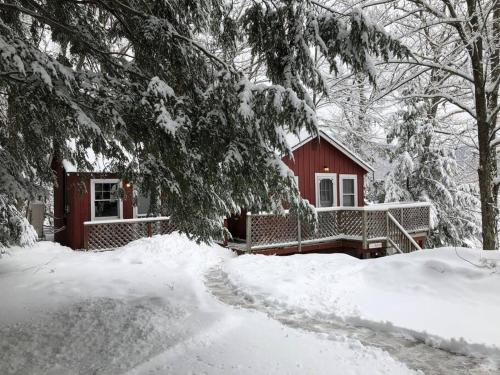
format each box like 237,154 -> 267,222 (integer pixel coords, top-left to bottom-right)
224,247 -> 500,352
0,235 -> 414,375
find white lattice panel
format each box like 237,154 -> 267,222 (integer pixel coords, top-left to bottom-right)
301,211 -> 340,241
402,206 -> 430,232
339,210 -> 363,237
250,214 -> 298,246
86,218 -> 177,250
366,211 -> 386,239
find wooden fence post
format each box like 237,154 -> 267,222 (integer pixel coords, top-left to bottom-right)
246,212 -> 252,252
362,210 -> 368,249
297,216 -> 302,253
147,222 -> 152,237
83,225 -> 89,250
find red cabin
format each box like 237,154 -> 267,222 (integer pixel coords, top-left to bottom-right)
51,131 -> 430,255
51,158 -> 139,250
226,130 -> 374,243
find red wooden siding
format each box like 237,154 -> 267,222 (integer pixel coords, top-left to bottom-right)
226,137 -> 369,240
123,182 -> 134,219
227,209 -> 247,240
52,166 -> 134,249
282,137 -> 366,207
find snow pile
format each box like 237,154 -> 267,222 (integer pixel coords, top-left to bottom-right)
0,194 -> 37,249
0,234 -> 415,374
224,248 -> 500,352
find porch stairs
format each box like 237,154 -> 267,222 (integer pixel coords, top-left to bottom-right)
386,212 -> 422,255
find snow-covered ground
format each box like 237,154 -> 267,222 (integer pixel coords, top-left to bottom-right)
0,234 -> 414,375
224,248 -> 500,354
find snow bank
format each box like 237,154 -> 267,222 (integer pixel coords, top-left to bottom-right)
0,234 -> 415,374
224,247 -> 500,353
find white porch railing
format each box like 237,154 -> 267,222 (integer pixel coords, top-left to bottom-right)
246,202 -> 431,252
83,203 -> 431,253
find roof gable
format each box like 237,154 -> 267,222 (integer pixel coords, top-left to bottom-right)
290,130 -> 374,173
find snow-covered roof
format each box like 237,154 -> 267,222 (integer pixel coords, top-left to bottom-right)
61,148 -> 114,173
61,130 -> 373,174
288,130 -> 374,173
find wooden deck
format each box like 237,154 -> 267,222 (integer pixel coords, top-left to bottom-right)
82,203 -> 431,256
231,203 -> 431,256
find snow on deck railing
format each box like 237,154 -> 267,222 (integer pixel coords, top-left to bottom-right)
84,216 -> 171,225
246,203 -> 431,251
247,202 -> 431,216
82,202 -> 431,252
83,216 -> 178,250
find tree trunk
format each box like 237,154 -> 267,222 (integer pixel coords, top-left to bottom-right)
477,117 -> 498,249
468,0 -> 498,249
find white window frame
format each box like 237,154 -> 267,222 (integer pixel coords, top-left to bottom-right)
315,173 -> 337,207
132,187 -> 161,218
90,178 -> 123,221
339,174 -> 358,207
133,189 -> 150,219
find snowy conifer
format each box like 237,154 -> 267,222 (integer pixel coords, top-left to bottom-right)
0,1 -> 408,245
384,89 -> 481,247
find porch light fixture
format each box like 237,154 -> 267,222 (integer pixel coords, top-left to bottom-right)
323,166 -> 330,172
126,182 -> 131,188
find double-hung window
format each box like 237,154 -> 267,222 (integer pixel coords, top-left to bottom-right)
315,173 -> 337,207
91,179 -> 123,220
340,175 -> 358,207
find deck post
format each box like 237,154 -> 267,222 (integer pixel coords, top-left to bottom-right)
427,205 -> 431,240
246,212 -> 252,252
83,224 -> 89,250
362,210 -> 368,249
386,210 -> 390,243
297,216 -> 302,253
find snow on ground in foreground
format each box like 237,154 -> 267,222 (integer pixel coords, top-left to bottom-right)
224,248 -> 500,352
0,234 -> 414,375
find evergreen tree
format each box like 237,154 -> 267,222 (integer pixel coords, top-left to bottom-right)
384,89 -> 481,247
0,1 -> 409,246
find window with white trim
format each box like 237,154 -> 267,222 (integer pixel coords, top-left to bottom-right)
91,179 -> 122,220
340,175 -> 358,207
315,173 -> 337,207
135,190 -> 150,217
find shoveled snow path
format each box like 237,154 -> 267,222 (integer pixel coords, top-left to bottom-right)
0,236 -> 415,375
204,266 -> 499,375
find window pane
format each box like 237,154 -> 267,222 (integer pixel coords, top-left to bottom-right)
343,179 -> 354,194
95,200 -> 118,217
110,184 -> 118,199
95,183 -> 102,192
103,183 -> 111,192
95,191 -> 103,200
343,194 -> 355,207
137,192 -> 150,216
319,179 -> 334,207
